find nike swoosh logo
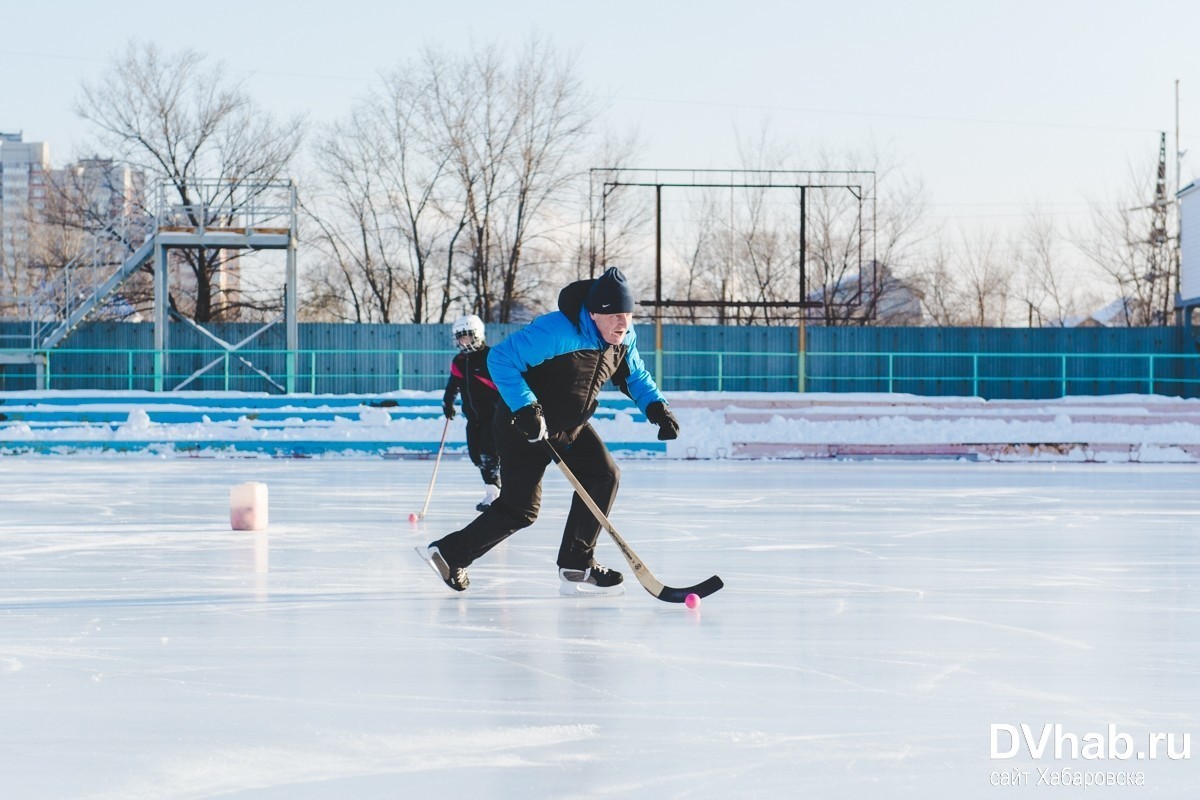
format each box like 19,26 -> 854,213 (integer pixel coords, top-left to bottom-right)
602,303 -> 611,308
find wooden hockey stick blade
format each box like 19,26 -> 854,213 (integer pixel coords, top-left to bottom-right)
603,521 -> 724,602
544,440 -> 724,603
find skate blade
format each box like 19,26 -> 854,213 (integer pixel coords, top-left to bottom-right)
415,545 -> 471,592
558,581 -> 625,597
414,545 -> 440,576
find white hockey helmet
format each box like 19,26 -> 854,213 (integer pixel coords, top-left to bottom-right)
452,314 -> 486,352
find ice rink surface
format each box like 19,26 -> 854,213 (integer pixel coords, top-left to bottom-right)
3,456 -> 1199,798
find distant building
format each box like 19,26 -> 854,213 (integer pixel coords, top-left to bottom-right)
805,261 -> 926,325
1,132 -> 51,275
54,157 -> 146,223
1,135 -> 150,322
1056,297 -> 1133,328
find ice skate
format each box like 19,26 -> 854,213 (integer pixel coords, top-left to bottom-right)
423,545 -> 469,592
475,484 -> 501,512
558,564 -> 624,596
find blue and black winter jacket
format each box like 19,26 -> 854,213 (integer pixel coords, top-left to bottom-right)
487,278 -> 666,437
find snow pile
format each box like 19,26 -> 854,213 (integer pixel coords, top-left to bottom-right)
119,408 -> 153,433
1,390 -> 1200,462
664,392 -> 1200,462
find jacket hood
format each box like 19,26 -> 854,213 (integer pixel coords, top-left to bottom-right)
557,279 -> 593,327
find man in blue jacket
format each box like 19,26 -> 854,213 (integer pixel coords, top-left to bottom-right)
424,267 -> 680,595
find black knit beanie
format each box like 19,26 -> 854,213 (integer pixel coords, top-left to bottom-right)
584,267 -> 635,314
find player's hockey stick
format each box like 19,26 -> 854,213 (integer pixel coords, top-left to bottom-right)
412,416 -> 451,522
543,440 -> 723,603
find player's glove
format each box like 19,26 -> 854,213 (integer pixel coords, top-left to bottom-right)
645,401 -> 680,441
442,400 -> 456,420
513,404 -> 547,442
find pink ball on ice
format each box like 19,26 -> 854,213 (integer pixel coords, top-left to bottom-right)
408,513 -> 419,523
685,593 -> 700,609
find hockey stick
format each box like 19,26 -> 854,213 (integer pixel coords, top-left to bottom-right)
412,416 -> 451,522
543,440 -> 723,603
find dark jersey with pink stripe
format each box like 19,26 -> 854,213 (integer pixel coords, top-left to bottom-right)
443,345 -> 500,423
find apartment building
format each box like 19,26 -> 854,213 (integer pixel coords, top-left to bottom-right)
0,132 -> 51,277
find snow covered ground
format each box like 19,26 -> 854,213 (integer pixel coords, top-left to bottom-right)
4,390 -> 1200,462
3,453 -> 1200,798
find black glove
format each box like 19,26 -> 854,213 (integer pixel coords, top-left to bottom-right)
645,401 -> 679,441
442,400 -> 456,420
512,404 -> 547,442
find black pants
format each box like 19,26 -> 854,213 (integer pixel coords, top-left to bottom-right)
465,419 -> 500,487
432,418 -> 619,570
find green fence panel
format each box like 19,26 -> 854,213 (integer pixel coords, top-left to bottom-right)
2,322 -> 1198,398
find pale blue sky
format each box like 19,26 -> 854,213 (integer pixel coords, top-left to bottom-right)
4,0 -> 1197,255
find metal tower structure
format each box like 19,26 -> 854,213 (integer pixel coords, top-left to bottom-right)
4,179 -> 299,391
150,180 -> 299,392
1150,133 -> 1174,325
589,167 -> 876,391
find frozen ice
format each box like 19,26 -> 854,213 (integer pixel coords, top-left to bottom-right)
3,455 -> 1199,797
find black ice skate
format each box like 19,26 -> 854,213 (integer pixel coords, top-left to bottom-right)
425,545 -> 469,592
558,564 -> 624,596
475,484 -> 500,512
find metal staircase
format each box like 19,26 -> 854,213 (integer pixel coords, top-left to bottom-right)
2,179 -> 298,391
36,233 -> 155,351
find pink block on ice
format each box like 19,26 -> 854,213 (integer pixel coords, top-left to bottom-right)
230,481 -> 269,531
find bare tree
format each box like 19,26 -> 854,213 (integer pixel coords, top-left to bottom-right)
305,101 -> 438,324
1075,155 -> 1175,326
0,202 -> 80,319
1014,210 -> 1080,327
806,180 -> 872,324
689,186 -> 798,324
804,143 -> 929,325
651,133 -> 927,326
668,188 -> 735,323
75,41 -> 306,322
426,38 -> 596,322
908,242 -> 963,326
658,179 -> 829,325
869,168 -> 928,322
493,38 -> 595,319
33,163 -> 155,318
308,37 -> 597,324
955,228 -> 1014,326
907,228 -> 1015,326
554,130 -> 649,291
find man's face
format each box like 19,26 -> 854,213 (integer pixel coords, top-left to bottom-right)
590,311 -> 633,345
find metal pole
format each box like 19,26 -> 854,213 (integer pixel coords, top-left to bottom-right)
153,239 -> 168,392
1176,79 -> 1183,324
799,321 -> 807,393
285,183 -> 298,394
1177,80 -> 1182,202
799,187 -> 807,393
655,183 -> 664,386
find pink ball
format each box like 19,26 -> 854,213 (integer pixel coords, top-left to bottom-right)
685,593 -> 700,609
408,513 -> 419,523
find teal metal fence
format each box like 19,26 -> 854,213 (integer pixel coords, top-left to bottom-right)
10,345 -> 1200,399
802,350 -> 1200,398
2,322 -> 1199,398
32,348 -> 451,394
